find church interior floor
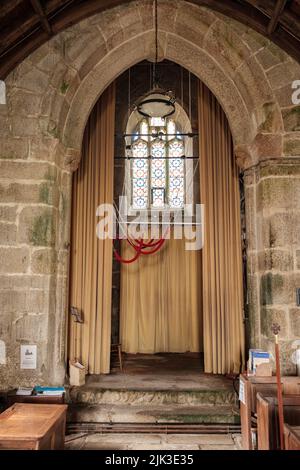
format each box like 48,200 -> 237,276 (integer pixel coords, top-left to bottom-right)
83,353 -> 234,391
67,353 -> 240,448
65,432 -> 242,450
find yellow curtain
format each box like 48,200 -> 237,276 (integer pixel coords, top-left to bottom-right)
69,83 -> 115,374
198,81 -> 245,374
120,237 -> 202,353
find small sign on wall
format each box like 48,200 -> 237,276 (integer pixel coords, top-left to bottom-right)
0,340 -> 6,365
20,345 -> 37,370
0,80 -> 6,105
239,378 -> 246,404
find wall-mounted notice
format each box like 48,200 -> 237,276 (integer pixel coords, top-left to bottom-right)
239,378 -> 246,404
20,345 -> 37,369
0,340 -> 6,365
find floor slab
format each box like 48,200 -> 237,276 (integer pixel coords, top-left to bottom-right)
76,353 -> 235,392
65,432 -> 240,451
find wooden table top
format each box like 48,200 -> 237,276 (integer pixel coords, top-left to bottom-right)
0,403 -> 68,440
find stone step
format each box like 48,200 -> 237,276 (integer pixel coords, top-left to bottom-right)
65,432 -> 240,451
68,403 -> 240,425
68,387 -> 236,407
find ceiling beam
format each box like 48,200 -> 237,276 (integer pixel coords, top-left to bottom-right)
267,0 -> 288,35
0,0 -> 299,79
49,0 -> 122,32
30,0 -> 52,36
0,28 -> 49,78
0,1 -> 24,20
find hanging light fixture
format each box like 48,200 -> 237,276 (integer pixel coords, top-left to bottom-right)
136,0 -> 175,119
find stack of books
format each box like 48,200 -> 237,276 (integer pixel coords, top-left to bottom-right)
33,386 -> 65,396
16,387 -> 33,396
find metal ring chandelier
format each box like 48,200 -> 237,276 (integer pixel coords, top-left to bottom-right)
136,0 -> 176,119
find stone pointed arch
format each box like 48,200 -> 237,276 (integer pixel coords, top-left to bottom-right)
1,0 -> 300,388
50,0 -> 291,171
62,32 -> 255,170
4,0 -> 294,171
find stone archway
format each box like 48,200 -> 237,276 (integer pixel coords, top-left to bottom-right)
1,0 -> 300,387
61,32 -> 255,166
58,4 -> 288,171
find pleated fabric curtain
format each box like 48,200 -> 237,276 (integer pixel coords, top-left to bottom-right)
69,83 -> 115,374
198,81 -> 245,374
120,237 -> 202,354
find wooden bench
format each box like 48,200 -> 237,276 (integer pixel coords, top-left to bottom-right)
0,403 -> 68,450
256,394 -> 300,450
284,424 -> 300,450
239,375 -> 300,449
6,390 -> 65,408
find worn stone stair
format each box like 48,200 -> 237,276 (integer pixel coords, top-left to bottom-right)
67,386 -> 240,426
69,387 -> 236,406
68,403 -> 239,425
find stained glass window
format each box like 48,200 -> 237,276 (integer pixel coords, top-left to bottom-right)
167,120 -> 176,139
132,139 -> 148,209
131,117 -> 185,210
140,120 -> 149,141
150,117 -> 165,127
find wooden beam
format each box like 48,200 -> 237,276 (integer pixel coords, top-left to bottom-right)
0,0 -> 24,20
189,0 -> 270,34
267,0 -> 288,35
0,28 -> 49,79
50,0 -> 122,32
30,0 -> 52,36
0,10 -> 38,54
1,0 -> 300,79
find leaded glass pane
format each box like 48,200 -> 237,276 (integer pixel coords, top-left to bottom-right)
167,120 -> 176,140
140,120 -> 149,141
169,138 -> 184,158
150,129 -> 166,141
169,178 -> 184,208
132,179 -> 148,209
169,158 -> 184,178
169,177 -> 184,190
152,188 -> 165,207
130,117 -> 186,211
151,139 -> 166,159
132,139 -> 148,209
132,158 -> 148,178
132,139 -> 148,159
168,137 -> 184,208
169,194 -> 184,208
151,158 -> 166,187
150,138 -> 166,208
150,117 -> 165,127
132,196 -> 148,209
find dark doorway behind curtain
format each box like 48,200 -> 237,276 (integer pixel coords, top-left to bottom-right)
68,83 -> 115,374
198,81 -> 245,375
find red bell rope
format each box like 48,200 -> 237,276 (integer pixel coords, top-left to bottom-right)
114,228 -> 169,264
113,241 -> 141,264
127,237 -> 162,249
139,238 -> 165,255
142,238 -> 164,248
